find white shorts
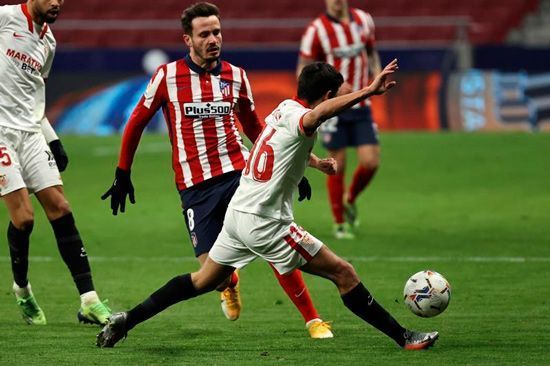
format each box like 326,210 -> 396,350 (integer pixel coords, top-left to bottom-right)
209,208 -> 324,275
0,126 -> 62,196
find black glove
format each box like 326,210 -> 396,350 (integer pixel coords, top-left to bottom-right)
298,176 -> 312,202
101,167 -> 135,215
49,140 -> 68,172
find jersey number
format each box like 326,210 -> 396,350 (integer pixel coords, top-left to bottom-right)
245,129 -> 275,182
0,147 -> 12,167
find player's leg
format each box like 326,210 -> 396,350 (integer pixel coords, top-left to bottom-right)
97,257 -> 236,348
1,130 -> 46,325
300,246 -> 438,349
35,185 -> 111,325
345,111 -> 380,228
2,188 -> 46,325
268,265 -> 332,338
180,171 -> 242,320
97,211 -> 254,348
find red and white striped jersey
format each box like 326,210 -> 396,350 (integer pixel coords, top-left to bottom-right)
119,55 -> 264,191
299,9 -> 375,107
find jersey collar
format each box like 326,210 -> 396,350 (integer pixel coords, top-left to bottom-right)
21,4 -> 34,33
324,10 -> 355,24
293,96 -> 311,109
184,54 -> 222,76
20,4 -> 49,39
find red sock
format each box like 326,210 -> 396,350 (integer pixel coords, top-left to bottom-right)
327,174 -> 345,224
228,271 -> 239,288
270,264 -> 319,323
347,165 -> 377,204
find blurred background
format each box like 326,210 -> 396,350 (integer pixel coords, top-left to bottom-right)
3,0 -> 550,134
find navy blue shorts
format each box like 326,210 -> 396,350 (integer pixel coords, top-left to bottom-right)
179,171 -> 241,257
320,106 -> 379,150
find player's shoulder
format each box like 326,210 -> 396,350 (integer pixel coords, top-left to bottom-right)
0,4 -> 17,18
220,59 -> 247,75
351,8 -> 374,23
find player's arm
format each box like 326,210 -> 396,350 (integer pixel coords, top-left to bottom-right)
102,67 -> 167,215
235,100 -> 264,143
235,69 -> 265,143
41,115 -> 69,172
302,59 -> 398,132
309,154 -> 337,175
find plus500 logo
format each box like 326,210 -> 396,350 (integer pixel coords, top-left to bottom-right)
183,102 -> 231,117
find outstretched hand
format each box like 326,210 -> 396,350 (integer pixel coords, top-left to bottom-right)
369,59 -> 399,95
101,167 -> 136,215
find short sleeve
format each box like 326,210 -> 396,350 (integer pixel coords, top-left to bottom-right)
282,103 -> 311,138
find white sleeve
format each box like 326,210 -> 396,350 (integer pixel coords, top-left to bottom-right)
41,116 -> 59,143
283,105 -> 311,137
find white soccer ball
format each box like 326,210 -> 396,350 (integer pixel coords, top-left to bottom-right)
403,270 -> 451,318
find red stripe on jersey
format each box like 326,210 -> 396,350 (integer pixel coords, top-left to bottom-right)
176,61 -> 204,187
220,63 -> 246,171
199,72 -> 224,177
20,4 -> 33,33
319,15 -> 342,73
283,235 -> 313,262
39,24 -> 48,39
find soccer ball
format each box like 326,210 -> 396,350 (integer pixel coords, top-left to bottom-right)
403,270 -> 451,318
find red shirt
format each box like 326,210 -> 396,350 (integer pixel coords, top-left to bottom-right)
118,55 -> 264,191
300,9 -> 375,107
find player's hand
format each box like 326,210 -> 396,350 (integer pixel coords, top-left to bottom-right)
369,58 -> 398,95
101,167 -> 136,215
317,158 -> 337,175
49,139 -> 69,172
298,176 -> 312,202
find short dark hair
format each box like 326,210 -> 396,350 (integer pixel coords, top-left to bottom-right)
181,2 -> 220,35
297,62 -> 344,104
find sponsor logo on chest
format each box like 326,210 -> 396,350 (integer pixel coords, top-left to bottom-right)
183,101 -> 232,118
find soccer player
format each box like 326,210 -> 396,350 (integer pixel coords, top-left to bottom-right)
101,2 -> 332,338
298,0 -> 383,239
0,0 -> 111,325
96,59 -> 439,350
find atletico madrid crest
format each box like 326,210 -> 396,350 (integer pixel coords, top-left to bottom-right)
220,80 -> 231,97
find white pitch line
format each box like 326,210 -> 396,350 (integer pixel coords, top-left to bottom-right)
0,256 -> 549,263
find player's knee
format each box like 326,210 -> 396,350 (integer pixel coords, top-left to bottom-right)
13,210 -> 34,231
47,198 -> 72,219
359,156 -> 380,171
334,260 -> 360,291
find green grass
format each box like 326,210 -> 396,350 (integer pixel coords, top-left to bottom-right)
1,132 -> 549,365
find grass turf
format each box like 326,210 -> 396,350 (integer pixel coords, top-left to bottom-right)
1,132 -> 549,365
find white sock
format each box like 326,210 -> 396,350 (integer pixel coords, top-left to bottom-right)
13,282 -> 32,298
80,291 -> 100,306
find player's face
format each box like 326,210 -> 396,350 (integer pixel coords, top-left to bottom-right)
30,0 -> 64,24
185,16 -> 222,63
325,0 -> 347,15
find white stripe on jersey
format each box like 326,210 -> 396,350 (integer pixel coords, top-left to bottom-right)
166,62 -> 193,187
355,10 -> 374,38
210,73 -> 233,174
190,70 -> 212,181
242,70 -> 255,111
349,23 -> 363,92
313,19 -> 334,65
143,68 -> 165,109
332,23 -> 350,81
300,25 -> 316,56
230,65 -> 250,159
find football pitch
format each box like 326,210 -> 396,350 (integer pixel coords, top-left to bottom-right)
1,132 -> 549,365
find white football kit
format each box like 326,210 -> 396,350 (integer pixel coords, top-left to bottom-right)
209,98 -> 325,274
0,4 -> 61,195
